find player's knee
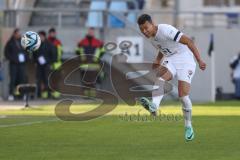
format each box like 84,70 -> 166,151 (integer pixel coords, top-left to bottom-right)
161,72 -> 172,81
180,95 -> 192,110
178,80 -> 191,97
178,90 -> 189,97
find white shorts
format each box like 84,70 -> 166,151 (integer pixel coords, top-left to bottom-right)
161,56 -> 196,84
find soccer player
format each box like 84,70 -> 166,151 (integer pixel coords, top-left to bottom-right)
137,14 -> 206,141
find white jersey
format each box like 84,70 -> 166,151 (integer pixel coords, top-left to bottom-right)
150,24 -> 195,64
149,24 -> 196,83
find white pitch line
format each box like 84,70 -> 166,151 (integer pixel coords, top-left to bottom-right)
0,119 -> 59,128
0,115 -> 7,119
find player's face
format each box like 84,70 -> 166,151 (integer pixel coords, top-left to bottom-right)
14,31 -> 21,39
49,32 -> 56,38
39,34 -> 45,41
139,21 -> 155,38
87,28 -> 95,37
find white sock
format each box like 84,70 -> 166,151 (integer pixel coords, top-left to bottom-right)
152,78 -> 165,110
180,95 -> 192,127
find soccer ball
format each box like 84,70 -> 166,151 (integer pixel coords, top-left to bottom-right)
21,31 -> 41,53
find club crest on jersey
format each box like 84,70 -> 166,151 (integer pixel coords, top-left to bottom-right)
188,70 -> 193,75
188,70 -> 193,79
163,61 -> 168,65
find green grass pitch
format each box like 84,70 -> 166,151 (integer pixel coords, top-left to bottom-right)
0,101 -> 240,160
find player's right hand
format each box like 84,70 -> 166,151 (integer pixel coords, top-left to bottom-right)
198,60 -> 206,70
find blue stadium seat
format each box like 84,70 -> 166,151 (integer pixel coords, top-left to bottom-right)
127,12 -> 136,23
86,0 -> 107,28
108,1 -> 127,28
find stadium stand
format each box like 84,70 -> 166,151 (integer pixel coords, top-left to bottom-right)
1,0 -> 240,101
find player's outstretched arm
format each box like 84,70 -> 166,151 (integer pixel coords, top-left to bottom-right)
179,35 -> 206,71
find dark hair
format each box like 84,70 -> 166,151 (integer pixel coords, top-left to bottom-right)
48,27 -> 56,33
38,30 -> 46,37
13,28 -> 19,35
137,14 -> 152,25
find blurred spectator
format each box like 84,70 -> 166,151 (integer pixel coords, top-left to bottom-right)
230,53 -> 240,99
4,28 -> 27,101
48,27 -> 63,99
75,28 -> 105,97
33,31 -> 57,99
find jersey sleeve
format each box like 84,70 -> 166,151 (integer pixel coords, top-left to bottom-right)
160,24 -> 183,42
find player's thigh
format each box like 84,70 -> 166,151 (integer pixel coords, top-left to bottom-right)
159,59 -> 176,81
176,63 -> 196,97
161,70 -> 173,81
178,80 -> 191,97
176,63 -> 196,84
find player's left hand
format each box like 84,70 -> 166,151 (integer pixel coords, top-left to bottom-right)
198,60 -> 206,70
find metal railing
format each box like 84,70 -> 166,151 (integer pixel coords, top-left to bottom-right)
1,8 -> 240,29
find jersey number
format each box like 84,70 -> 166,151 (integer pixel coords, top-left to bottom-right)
157,45 -> 173,54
